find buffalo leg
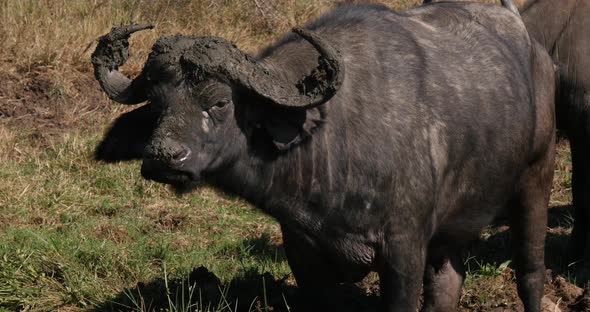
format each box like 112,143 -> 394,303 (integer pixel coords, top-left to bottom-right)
378,240 -> 425,312
510,138 -> 554,312
281,226 -> 337,311
421,252 -> 464,312
568,132 -> 590,267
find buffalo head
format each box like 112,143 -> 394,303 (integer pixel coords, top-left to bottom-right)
92,24 -> 343,191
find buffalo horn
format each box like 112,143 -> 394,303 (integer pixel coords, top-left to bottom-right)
92,24 -> 154,104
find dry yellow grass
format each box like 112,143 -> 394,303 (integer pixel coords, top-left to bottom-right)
1,0 -> 530,75
0,0 -> 427,75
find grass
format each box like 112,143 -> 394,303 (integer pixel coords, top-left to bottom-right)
0,130 -> 289,311
0,0 -> 425,75
0,0 -> 573,311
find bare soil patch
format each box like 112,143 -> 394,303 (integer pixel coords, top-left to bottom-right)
0,69 -> 113,135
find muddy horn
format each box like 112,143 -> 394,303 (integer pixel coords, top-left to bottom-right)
245,27 -> 345,108
92,24 -> 154,104
183,27 -> 344,109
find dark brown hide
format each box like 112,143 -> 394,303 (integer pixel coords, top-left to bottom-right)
93,2 -> 555,311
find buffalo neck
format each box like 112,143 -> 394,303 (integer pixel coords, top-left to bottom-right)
208,129 -> 341,225
522,0 -> 578,53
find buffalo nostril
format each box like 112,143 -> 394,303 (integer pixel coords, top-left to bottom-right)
144,139 -> 191,166
171,145 -> 191,164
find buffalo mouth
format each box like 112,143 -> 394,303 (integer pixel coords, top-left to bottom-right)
140,159 -> 200,193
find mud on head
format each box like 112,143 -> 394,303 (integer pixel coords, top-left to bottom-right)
92,24 -> 344,191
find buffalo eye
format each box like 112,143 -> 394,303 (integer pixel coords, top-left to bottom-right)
205,99 -> 230,121
212,99 -> 228,109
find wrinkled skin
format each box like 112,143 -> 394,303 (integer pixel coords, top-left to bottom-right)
94,3 -> 555,312
521,0 -> 590,271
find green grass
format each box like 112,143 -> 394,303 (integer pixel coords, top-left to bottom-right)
0,129 -> 289,311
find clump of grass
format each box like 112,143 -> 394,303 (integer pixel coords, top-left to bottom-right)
462,258 -> 516,310
465,258 -> 512,279
550,139 -> 573,206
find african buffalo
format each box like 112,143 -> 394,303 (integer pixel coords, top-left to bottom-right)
521,0 -> 590,269
92,2 -> 555,311
425,0 -> 590,270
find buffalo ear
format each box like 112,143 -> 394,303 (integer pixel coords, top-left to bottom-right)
95,104 -> 159,162
262,106 -> 325,151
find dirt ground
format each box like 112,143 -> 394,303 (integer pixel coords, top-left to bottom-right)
0,70 -> 113,135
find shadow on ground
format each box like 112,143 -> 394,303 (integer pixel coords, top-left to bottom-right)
92,266 -> 295,312
92,234 -> 380,312
464,204 -> 590,311
484,204 -> 576,276
91,268 -> 382,312
93,205 -> 590,312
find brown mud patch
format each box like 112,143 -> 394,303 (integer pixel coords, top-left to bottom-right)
147,208 -> 190,233
94,223 -> 131,244
0,70 -> 114,136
